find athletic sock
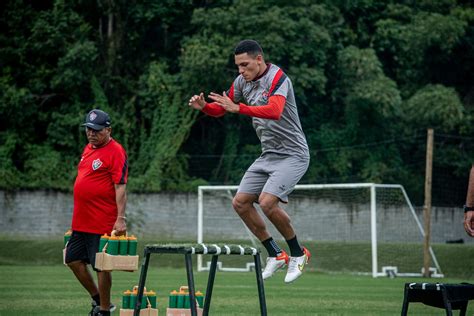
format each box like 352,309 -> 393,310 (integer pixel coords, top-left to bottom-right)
286,235 -> 304,257
92,293 -> 100,305
262,237 -> 282,257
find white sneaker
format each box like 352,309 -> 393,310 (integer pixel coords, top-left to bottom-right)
262,251 -> 289,280
284,247 -> 311,283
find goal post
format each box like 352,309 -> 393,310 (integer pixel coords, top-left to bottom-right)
197,183 -> 443,278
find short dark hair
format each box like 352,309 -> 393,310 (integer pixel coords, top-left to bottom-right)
234,39 -> 263,57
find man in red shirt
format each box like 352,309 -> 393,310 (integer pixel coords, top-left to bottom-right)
65,109 -> 128,316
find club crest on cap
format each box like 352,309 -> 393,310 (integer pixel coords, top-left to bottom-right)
92,158 -> 102,171
89,111 -> 98,121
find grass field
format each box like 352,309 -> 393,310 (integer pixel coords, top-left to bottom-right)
1,265 -> 473,315
1,237 -> 474,315
2,238 -> 474,278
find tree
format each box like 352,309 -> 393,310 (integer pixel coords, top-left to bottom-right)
0,0 -> 473,206
130,62 -> 199,191
180,1 -> 339,183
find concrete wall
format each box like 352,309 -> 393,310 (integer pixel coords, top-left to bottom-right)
0,190 -> 200,239
0,190 -> 470,244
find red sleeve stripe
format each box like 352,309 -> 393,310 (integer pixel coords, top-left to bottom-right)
238,95 -> 286,120
269,69 -> 287,96
226,83 -> 235,102
202,102 -> 226,117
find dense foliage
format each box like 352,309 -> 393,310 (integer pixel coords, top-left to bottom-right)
1,0 -> 473,205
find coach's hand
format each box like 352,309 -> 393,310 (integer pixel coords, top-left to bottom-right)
113,218 -> 127,236
209,91 -> 239,113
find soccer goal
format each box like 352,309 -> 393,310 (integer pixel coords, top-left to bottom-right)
197,183 -> 443,278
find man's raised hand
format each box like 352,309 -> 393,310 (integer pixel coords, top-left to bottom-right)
209,91 -> 239,113
188,92 -> 206,110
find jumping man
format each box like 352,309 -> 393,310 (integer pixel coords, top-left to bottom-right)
188,39 -> 311,283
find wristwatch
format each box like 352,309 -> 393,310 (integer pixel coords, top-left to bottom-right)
464,205 -> 474,213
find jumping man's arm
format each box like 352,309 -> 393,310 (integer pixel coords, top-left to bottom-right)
238,95 -> 286,120
202,102 -> 227,117
209,92 -> 286,120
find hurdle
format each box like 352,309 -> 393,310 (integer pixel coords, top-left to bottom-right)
133,243 -> 267,316
401,282 -> 474,316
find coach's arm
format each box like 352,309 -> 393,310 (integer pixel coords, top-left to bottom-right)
113,183 -> 127,235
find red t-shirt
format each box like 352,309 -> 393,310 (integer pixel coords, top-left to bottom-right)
72,138 -> 128,234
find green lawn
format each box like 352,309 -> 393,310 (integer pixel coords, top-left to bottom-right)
2,238 -> 474,278
0,265 -> 473,315
1,237 -> 474,315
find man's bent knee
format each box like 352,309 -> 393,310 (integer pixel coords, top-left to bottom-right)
258,194 -> 280,215
232,197 -> 248,215
232,193 -> 256,214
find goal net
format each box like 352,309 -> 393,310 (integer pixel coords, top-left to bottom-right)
197,183 -> 443,277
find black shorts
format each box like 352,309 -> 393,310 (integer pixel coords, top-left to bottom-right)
65,231 -> 101,271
